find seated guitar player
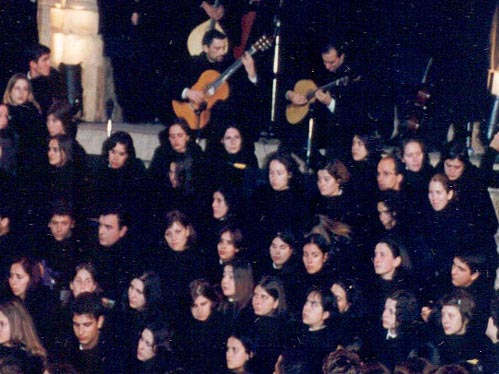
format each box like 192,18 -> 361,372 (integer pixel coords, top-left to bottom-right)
170,29 -> 260,150
285,39 -> 368,161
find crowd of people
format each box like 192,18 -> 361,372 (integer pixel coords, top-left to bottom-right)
0,3 -> 498,373
0,61 -> 499,373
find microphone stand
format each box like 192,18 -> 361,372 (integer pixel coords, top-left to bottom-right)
266,0 -> 285,138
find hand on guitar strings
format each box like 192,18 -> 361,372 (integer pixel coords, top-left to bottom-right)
314,89 -> 332,106
186,89 -> 206,105
286,90 -> 307,106
241,52 -> 256,80
201,1 -> 224,21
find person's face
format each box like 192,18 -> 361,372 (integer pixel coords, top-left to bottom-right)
331,284 -> 350,313
377,158 -> 401,191
9,263 -> 30,299
486,316 -> 499,344
73,314 -> 104,350
168,162 -> 179,188
302,292 -> 329,330
48,214 -> 74,242
317,170 -> 340,197
128,278 -> 146,311
377,202 -> 396,230
191,295 -> 213,322
46,114 -> 65,136
204,38 -> 227,63
30,53 -> 51,77
212,191 -> 229,219
252,285 -> 278,316
451,257 -> 479,288
302,243 -> 327,275
403,142 -> 424,172
98,214 -> 127,247
351,135 -> 368,161
0,311 -> 11,346
168,124 -> 189,153
382,298 -> 397,333
226,336 -> 250,372
222,127 -> 242,154
48,138 -> 66,167
444,158 -> 465,181
322,48 -> 345,73
221,265 -> 235,298
373,242 -> 401,280
218,231 -> 239,262
441,305 -> 466,335
137,328 -> 156,362
10,79 -> 29,105
428,180 -> 453,212
0,105 -> 8,130
164,222 -> 190,251
269,160 -> 290,191
108,142 -> 128,169
70,269 -> 97,297
270,237 -> 293,269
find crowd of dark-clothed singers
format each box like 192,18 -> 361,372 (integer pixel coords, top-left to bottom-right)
1,1 -> 499,373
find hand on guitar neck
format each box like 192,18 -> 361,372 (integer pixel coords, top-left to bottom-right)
186,51 -> 256,105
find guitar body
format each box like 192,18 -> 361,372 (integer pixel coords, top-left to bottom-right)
187,20 -> 227,56
172,69 -> 230,130
286,79 -> 318,125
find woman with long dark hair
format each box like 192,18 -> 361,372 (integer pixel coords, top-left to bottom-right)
175,279 -> 229,374
6,256 -> 59,351
149,210 -> 206,325
148,118 -> 209,227
114,271 -> 166,370
90,131 -> 147,223
249,151 -> 308,256
239,276 -> 291,374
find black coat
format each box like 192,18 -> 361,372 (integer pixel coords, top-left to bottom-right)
249,186 -> 308,256
239,312 -> 292,374
90,157 -> 147,222
175,311 -> 229,374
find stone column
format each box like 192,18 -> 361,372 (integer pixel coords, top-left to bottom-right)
38,0 -> 105,122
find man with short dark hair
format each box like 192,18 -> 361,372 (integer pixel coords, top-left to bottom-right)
40,201 -> 84,299
65,292 -> 124,374
87,204 -> 142,304
25,43 -> 68,118
171,29 -> 259,147
285,39 -> 368,161
377,156 -> 404,192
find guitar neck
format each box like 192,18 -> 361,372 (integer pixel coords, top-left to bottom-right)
209,45 -> 257,91
208,0 -> 221,30
305,76 -> 348,101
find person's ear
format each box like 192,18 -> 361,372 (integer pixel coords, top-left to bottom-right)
97,315 -> 105,329
470,271 -> 480,282
118,225 -> 128,238
393,256 -> 402,268
323,311 -> 331,321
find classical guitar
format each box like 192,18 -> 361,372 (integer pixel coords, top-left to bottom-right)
285,76 -> 349,125
187,0 -> 227,56
173,35 -> 273,130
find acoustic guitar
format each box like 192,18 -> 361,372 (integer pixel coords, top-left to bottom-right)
187,0 -> 227,56
172,35 -> 273,130
286,76 -> 349,125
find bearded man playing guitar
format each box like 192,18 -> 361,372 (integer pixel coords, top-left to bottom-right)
285,40 -> 367,161
170,29 -> 261,150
